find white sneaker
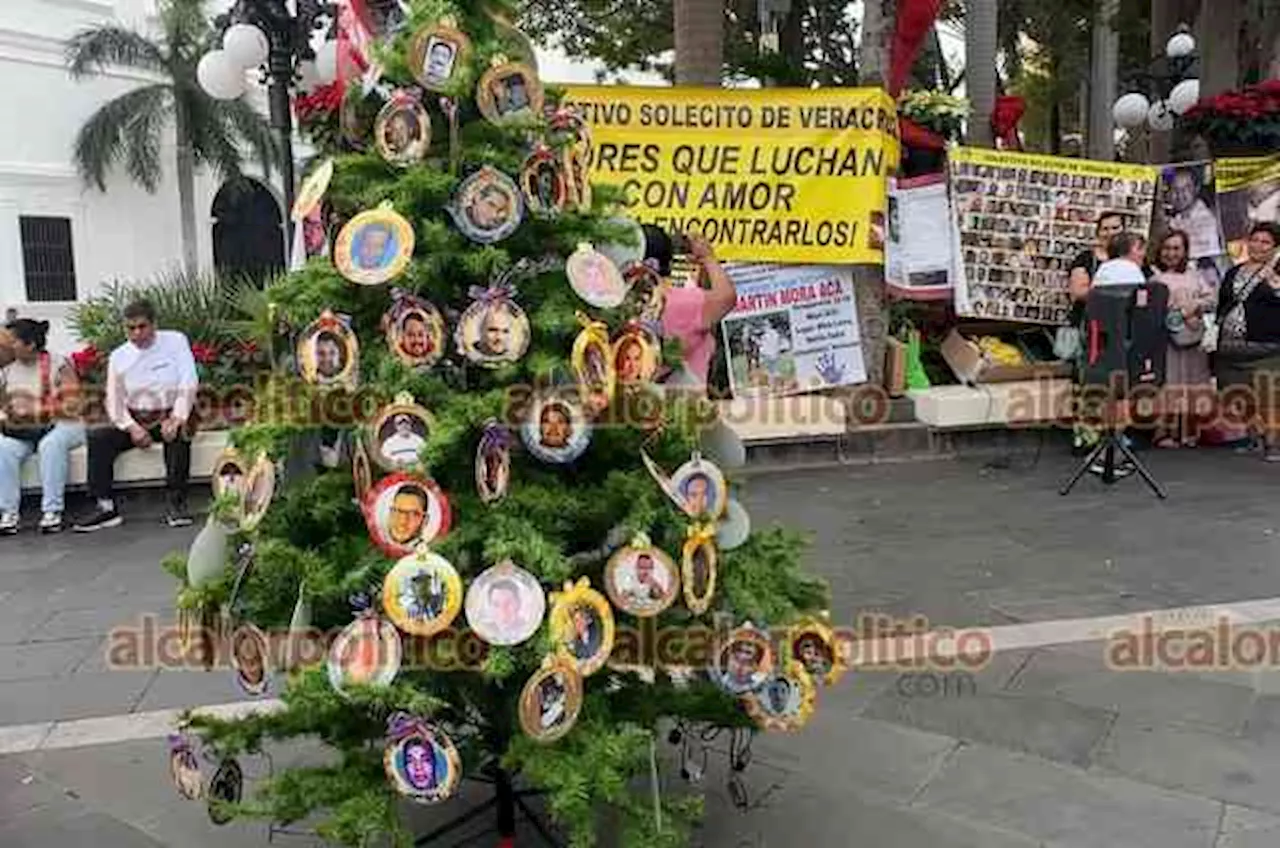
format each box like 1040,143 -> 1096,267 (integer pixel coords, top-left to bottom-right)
0,512 -> 18,535
39,511 -> 63,533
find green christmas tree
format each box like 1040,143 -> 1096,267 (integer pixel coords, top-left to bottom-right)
166,3 -> 831,845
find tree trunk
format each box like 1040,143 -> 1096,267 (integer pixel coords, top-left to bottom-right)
174,99 -> 198,276
1147,0 -> 1178,163
965,0 -> 998,147
1088,0 -> 1120,160
1196,0 -> 1242,97
673,0 -> 724,86
860,0 -> 894,86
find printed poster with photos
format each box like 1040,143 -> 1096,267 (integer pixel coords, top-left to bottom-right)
720,264 -> 866,397
1217,155 -> 1280,263
949,147 -> 1158,325
885,174 -> 954,300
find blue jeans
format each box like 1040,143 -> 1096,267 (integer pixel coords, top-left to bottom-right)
0,421 -> 87,513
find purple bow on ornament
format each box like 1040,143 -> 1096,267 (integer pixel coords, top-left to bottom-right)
468,281 -> 517,304
387,711 -> 427,741
168,733 -> 191,754
481,422 -> 513,450
348,592 -> 372,615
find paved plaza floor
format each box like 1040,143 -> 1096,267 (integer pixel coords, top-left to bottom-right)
7,448 -> 1280,846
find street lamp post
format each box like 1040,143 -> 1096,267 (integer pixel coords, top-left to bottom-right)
1112,26 -> 1199,136
198,1 -> 339,243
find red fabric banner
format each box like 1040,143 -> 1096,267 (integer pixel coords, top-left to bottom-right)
888,0 -> 945,96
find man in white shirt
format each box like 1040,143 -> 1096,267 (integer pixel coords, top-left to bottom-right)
74,300 -> 199,531
1166,169 -> 1224,258
379,414 -> 425,467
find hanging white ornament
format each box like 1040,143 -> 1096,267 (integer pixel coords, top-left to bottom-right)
702,416 -> 746,469
716,499 -> 751,550
187,513 -> 230,588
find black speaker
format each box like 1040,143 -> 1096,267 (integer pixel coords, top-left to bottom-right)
1081,282 -> 1169,393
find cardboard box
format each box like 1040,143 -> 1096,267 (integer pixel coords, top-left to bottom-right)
941,328 -> 1072,385
884,337 -> 907,397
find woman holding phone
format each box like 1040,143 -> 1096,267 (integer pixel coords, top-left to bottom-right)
1215,222 -> 1280,460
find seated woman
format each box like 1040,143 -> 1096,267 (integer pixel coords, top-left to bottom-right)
1215,222 -> 1280,461
0,319 -> 85,533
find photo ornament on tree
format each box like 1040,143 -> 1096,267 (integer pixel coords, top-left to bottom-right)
713,623 -> 774,696
327,613 -> 403,694
448,165 -> 524,244
210,447 -> 248,504
670,453 -> 728,521
549,577 -> 615,677
789,617 -> 846,687
604,536 -> 680,618
382,290 -> 446,369
476,59 -> 544,126
409,19 -> 472,92
566,242 -> 628,309
519,655 -> 584,743
374,91 -> 431,167
291,157 -> 334,222
362,472 -> 451,558
465,559 -> 546,646
612,322 -> 660,386
367,392 -> 434,472
239,452 -> 277,532
474,419 -> 512,505
206,758 -> 243,826
168,734 -> 203,800
520,143 -> 568,217
381,547 -> 463,637
455,282 -> 531,367
297,309 -> 359,390
384,713 -> 462,804
521,392 -> 591,464
334,204 -> 415,285
743,662 -> 816,732
571,316 -> 615,411
682,526 -> 718,614
229,622 -> 271,697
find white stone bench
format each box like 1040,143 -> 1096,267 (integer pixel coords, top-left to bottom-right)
19,429 -> 230,491
908,379 -> 1073,429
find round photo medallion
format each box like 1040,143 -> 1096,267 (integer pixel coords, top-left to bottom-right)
476,61 -> 544,126
465,559 -> 546,646
713,624 -> 774,697
566,243 -> 628,308
327,615 -> 402,694
362,473 -> 451,558
518,656 -> 583,743
334,205 -> 415,285
409,20 -> 472,92
367,392 -> 434,473
383,292 -> 446,369
548,577 -> 615,677
789,617 -> 846,687
604,540 -> 679,618
381,547 -> 463,638
743,663 -> 817,733
297,309 -> 359,389
384,714 -> 462,804
374,92 -> 431,167
448,166 -> 524,244
454,291 -> 531,368
670,454 -> 728,521
520,393 -> 591,465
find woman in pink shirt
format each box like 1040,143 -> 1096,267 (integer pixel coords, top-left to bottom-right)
643,227 -> 737,391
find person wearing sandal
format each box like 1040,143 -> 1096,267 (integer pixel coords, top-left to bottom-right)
0,319 -> 86,534
1214,223 -> 1280,461
1153,230 -> 1216,450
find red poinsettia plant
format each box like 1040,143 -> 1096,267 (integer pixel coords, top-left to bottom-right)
1181,79 -> 1280,154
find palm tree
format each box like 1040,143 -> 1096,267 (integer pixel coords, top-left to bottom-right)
66,0 -> 280,275
965,0 -> 999,147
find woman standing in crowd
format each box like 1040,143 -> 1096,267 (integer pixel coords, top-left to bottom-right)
1214,222 -> 1280,461
0,319 -> 85,534
1153,231 -> 1216,449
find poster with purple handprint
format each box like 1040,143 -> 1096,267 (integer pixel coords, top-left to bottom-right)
720,264 -> 865,397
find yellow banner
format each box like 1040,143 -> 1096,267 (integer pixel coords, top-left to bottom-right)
949,147 -> 1159,183
1217,155 -> 1280,192
561,86 -> 901,265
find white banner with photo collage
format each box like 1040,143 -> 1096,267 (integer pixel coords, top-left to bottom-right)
948,147 -> 1158,325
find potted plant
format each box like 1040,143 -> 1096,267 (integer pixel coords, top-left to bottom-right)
898,90 -> 968,176
1180,79 -> 1280,157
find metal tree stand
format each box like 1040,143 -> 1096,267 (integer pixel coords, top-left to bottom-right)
412,766 -> 560,848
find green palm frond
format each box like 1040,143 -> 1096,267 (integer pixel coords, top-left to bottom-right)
73,84 -> 170,191
225,276 -> 280,348
66,25 -> 168,78
216,98 -> 283,179
184,90 -> 246,183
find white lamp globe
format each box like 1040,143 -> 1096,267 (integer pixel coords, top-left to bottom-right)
314,40 -> 339,84
1113,92 -> 1151,129
1167,32 -> 1196,59
296,59 -> 320,93
1168,78 -> 1201,115
1148,100 -> 1175,131
223,23 -> 269,69
197,50 -> 245,100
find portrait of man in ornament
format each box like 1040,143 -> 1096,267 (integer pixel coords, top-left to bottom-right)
466,183 -> 515,233
565,604 -> 602,661
538,672 -> 569,730
680,473 -> 715,517
793,633 -> 834,678
618,552 -> 672,611
382,108 -> 423,158
722,640 -> 766,691
475,304 -> 512,357
314,332 -> 346,380
399,567 -> 448,623
422,37 -> 458,87
398,311 -> 435,360
232,625 -> 269,695
467,563 -> 544,646
491,71 -> 531,116
386,483 -> 429,546
353,223 -> 398,270
170,745 -> 202,800
765,677 -> 794,714
539,402 -> 572,450
378,413 -> 428,468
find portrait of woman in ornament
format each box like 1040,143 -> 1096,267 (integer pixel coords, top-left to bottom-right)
465,561 -> 545,646
566,244 -> 627,308
605,544 -> 679,617
549,579 -> 614,677
612,328 -> 659,385
374,97 -> 430,167
518,660 -> 583,743
715,630 -> 773,696
327,616 -> 402,693
382,550 -> 462,637
788,618 -> 844,686
231,623 -> 270,696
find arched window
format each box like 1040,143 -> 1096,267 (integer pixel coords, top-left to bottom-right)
212,178 -> 284,285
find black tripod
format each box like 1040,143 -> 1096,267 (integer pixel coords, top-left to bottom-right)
413,767 -> 561,848
1060,400 -> 1166,499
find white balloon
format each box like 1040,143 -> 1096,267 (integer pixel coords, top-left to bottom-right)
716,499 -> 751,550
197,50 -> 245,100
223,23 -> 269,69
314,40 -> 339,84
702,416 -> 747,469
1112,92 -> 1150,129
1168,79 -> 1201,115
1166,32 -> 1196,59
1148,100 -> 1175,131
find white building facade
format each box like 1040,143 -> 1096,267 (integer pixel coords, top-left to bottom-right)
0,0 -> 279,355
